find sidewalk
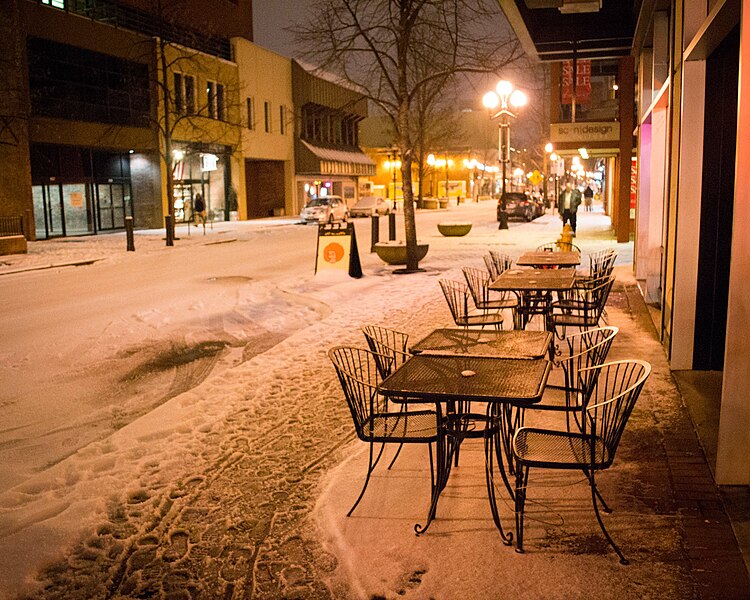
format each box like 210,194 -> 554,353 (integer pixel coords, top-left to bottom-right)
0,216 -> 297,275
313,217 -> 750,599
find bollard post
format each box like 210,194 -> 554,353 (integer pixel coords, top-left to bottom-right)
388,211 -> 396,241
370,214 -> 379,252
165,215 -> 174,246
125,216 -> 135,251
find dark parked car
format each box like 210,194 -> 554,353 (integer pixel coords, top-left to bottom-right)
498,192 -> 538,222
529,191 -> 546,218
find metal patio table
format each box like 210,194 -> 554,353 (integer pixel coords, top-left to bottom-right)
378,354 -> 551,541
410,328 -> 553,360
516,251 -> 581,269
489,268 -> 576,330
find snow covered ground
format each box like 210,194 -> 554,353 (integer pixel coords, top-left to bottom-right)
0,201 -> 643,598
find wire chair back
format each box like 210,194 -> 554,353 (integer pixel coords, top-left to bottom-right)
580,359 -> 651,468
556,326 -> 619,411
488,249 -> 513,274
329,346 -> 392,441
362,325 -> 410,378
462,266 -> 493,308
484,254 -> 500,280
439,278 -> 472,323
537,242 -> 581,254
588,248 -> 617,280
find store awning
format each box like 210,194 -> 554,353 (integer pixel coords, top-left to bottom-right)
298,140 -> 376,177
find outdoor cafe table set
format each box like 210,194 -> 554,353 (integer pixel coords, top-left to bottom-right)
378,328 -> 553,544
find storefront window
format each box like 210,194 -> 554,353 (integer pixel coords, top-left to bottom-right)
172,146 -> 229,222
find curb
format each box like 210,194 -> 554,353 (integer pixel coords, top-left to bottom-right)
0,258 -> 104,276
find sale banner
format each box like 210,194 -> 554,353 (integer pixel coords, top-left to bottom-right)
561,59 -> 592,104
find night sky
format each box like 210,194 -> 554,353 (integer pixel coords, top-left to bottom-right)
252,0 -> 310,58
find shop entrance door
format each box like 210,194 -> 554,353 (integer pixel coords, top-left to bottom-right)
32,184 -> 64,238
32,183 -> 94,238
62,183 -> 93,235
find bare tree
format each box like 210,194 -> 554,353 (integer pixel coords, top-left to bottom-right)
296,0 -> 521,271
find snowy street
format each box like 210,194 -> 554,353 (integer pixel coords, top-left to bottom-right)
0,202 -> 652,599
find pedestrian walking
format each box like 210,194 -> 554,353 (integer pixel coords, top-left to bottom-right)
583,184 -> 594,212
557,180 -> 582,235
193,193 -> 206,233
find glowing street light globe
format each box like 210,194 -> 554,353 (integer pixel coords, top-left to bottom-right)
497,80 -> 513,97
545,142 -> 554,153
510,90 -> 527,108
482,91 -> 499,110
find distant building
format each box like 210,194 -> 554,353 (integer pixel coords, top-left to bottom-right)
292,61 -> 375,212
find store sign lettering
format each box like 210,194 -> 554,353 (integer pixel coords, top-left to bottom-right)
549,122 -> 620,143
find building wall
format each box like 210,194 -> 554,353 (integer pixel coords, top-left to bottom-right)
121,0 -> 253,42
0,0 -> 33,235
233,39 -> 294,218
157,41 -> 245,221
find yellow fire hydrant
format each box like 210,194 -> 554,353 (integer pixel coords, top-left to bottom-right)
557,224 -> 574,251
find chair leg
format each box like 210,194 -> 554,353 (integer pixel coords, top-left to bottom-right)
589,474 -> 628,565
387,442 -> 404,470
584,468 -> 612,513
515,461 -> 529,554
415,439 -> 444,535
348,442 -> 379,517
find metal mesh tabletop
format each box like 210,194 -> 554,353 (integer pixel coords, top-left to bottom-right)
379,355 -> 551,403
489,268 -> 576,292
410,329 -> 552,358
516,251 -> 581,267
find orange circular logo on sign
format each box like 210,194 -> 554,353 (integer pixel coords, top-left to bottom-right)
323,242 -> 345,263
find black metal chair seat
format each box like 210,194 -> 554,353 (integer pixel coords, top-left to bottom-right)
362,411 -> 441,442
455,312 -> 507,327
513,428 -> 611,469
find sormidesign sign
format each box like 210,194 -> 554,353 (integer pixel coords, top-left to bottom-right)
550,122 -> 620,143
315,222 -> 363,278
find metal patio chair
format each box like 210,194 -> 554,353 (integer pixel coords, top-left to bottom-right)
362,325 -> 412,469
537,241 -> 582,254
576,248 -> 617,288
529,326 -> 618,429
512,359 -> 651,564
462,266 -> 520,329
328,346 -> 444,528
489,249 -> 514,276
361,324 -> 410,379
546,274 -> 615,339
439,279 -> 504,329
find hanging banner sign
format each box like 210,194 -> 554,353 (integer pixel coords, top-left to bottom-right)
315,222 -> 363,278
630,157 -> 638,220
561,59 -> 592,104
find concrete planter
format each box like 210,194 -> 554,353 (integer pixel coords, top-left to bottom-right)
420,198 -> 438,210
374,242 -> 429,265
437,222 -> 472,237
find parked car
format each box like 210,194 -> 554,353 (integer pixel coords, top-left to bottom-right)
529,191 -> 546,218
498,192 -> 537,222
349,195 -> 390,217
299,195 -> 349,224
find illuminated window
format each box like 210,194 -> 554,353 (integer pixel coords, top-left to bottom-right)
42,0 -> 66,8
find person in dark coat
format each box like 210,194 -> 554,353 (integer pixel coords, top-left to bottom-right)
583,184 -> 594,211
558,180 -> 582,235
193,193 -> 206,231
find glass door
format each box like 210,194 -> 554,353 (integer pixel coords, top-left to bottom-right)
32,184 -> 65,238
62,183 -> 94,235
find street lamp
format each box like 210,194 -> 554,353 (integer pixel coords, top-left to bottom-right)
483,80 -> 527,229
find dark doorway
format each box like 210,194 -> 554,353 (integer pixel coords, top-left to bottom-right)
693,24 -> 740,370
245,160 -> 286,218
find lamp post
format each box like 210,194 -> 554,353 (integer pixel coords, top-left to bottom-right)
483,81 -> 527,230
